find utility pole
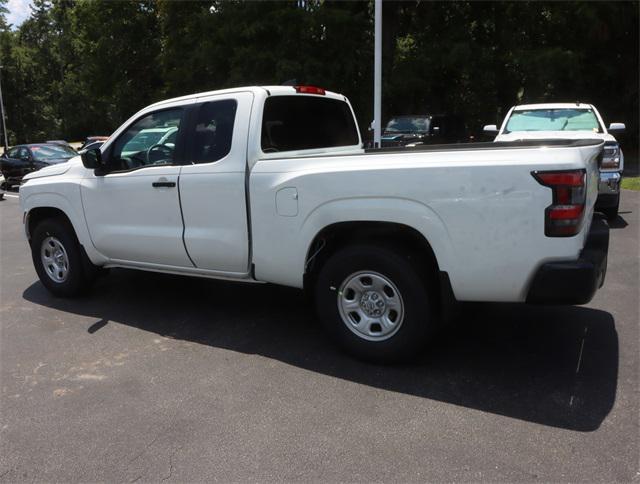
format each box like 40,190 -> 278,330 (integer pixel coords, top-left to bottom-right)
373,0 -> 382,148
0,66 -> 8,153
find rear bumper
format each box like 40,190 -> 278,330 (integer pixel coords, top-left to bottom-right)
526,217 -> 609,305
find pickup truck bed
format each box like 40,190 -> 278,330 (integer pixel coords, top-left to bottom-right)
366,138 -> 604,154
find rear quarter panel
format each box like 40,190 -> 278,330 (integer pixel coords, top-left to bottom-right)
250,143 -> 602,302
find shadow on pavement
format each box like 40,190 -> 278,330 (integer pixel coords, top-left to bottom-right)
23,268 -> 618,432
608,214 -> 629,229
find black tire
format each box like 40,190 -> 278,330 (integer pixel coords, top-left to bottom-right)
31,217 -> 97,297
314,244 -> 436,362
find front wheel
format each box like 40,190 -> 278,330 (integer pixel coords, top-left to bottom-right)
314,245 -> 436,362
31,218 -> 97,297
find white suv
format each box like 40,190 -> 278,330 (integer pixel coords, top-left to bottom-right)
484,103 -> 625,220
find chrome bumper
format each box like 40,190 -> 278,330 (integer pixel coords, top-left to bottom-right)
598,171 -> 621,195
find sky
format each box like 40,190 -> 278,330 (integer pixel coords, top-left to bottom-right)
5,0 -> 33,28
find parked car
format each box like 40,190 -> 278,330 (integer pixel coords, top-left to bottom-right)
78,140 -> 104,154
0,144 -> 78,187
20,86 -> 608,362
484,103 -> 625,220
46,140 -> 74,150
381,114 -> 468,147
79,136 -> 109,151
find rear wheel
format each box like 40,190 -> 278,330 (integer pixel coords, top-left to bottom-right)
31,218 -> 97,297
314,244 -> 436,362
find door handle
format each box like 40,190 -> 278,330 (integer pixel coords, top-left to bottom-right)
152,180 -> 176,188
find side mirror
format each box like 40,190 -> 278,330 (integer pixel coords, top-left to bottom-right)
81,148 -> 108,175
483,124 -> 499,135
608,123 -> 625,135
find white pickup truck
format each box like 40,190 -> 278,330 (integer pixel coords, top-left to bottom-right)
20,86 -> 609,361
484,103 -> 625,220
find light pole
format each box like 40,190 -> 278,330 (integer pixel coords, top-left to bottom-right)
373,0 -> 382,148
0,65 -> 8,153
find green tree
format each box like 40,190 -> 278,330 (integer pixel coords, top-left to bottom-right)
0,0 -> 636,153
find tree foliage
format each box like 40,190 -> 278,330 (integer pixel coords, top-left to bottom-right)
0,0 -> 637,150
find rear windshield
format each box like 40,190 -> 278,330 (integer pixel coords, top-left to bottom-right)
505,109 -> 602,133
261,96 -> 359,153
385,116 -> 429,133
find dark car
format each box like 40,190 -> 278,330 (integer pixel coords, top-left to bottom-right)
0,144 -> 77,187
79,136 -> 109,151
46,140 -> 75,150
78,140 -> 105,154
380,114 -> 468,147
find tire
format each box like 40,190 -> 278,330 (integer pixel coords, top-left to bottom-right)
314,244 -> 436,362
602,199 -> 619,221
31,217 -> 97,297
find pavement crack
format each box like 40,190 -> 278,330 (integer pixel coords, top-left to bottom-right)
161,446 -> 182,481
569,325 -> 589,407
126,431 -> 165,467
575,326 -> 588,374
126,411 -> 181,471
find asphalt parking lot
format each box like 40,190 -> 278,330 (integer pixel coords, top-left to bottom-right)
0,190 -> 638,482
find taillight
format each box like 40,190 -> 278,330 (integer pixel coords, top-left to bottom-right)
294,85 -> 326,95
532,169 -> 586,237
601,142 -> 620,169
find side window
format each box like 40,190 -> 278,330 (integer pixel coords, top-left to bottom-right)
7,147 -> 19,158
110,108 -> 183,171
18,147 -> 31,160
191,100 -> 237,164
261,96 -> 359,153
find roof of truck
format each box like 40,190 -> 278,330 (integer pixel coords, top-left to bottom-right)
513,103 -> 594,110
148,86 -> 344,110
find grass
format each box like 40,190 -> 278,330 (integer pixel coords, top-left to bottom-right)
621,176 -> 640,191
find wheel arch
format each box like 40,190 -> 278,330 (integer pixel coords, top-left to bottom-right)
26,206 -> 73,240
303,220 -> 456,311
22,193 -> 107,265
304,220 -> 440,274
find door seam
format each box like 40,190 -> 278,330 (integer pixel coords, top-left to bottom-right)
177,169 -> 197,268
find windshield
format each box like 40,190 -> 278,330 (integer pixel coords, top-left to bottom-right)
505,109 -> 602,133
31,145 -> 76,161
385,116 -> 429,133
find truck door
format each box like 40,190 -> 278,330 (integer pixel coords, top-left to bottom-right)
178,92 -> 253,274
80,106 -> 193,268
